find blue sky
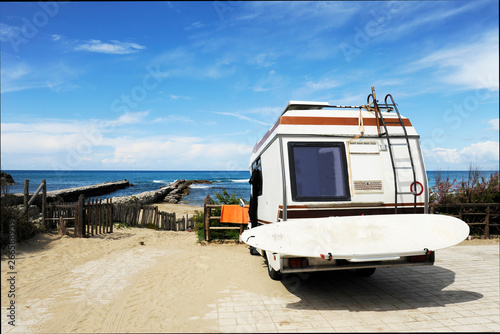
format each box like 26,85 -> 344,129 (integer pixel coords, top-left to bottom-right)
1,1 -> 498,171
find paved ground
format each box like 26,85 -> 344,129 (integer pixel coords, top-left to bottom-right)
2,237 -> 498,333
206,244 -> 500,332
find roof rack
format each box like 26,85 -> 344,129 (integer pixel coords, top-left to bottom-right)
284,101 -> 330,111
283,100 -> 389,114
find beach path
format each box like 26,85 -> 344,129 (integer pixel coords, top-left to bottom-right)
1,226 -> 287,333
1,220 -> 498,333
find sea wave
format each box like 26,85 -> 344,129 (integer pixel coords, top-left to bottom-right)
190,184 -> 212,189
231,179 -> 249,183
153,180 -> 166,183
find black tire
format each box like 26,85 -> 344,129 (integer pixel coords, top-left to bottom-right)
356,268 -> 376,277
249,246 -> 260,256
265,253 -> 282,281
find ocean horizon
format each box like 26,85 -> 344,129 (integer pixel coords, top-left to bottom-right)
3,169 -> 498,207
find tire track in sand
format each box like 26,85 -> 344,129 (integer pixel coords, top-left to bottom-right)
37,247 -> 168,333
100,247 -> 183,333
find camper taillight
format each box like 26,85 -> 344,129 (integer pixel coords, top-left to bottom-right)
409,251 -> 434,263
288,258 -> 309,268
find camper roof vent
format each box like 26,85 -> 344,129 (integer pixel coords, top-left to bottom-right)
284,101 -> 329,112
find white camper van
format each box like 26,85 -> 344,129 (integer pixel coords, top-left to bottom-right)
242,88 -> 469,280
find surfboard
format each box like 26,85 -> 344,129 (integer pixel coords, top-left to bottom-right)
241,214 -> 469,260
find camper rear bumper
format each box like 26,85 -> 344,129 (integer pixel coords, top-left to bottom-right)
280,252 -> 435,274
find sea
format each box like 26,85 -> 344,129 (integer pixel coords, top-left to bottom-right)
3,170 -> 498,206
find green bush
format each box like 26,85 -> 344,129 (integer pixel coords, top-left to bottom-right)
145,223 -> 159,230
192,210 -> 205,242
430,167 -> 499,236
1,185 -> 39,249
114,221 -> 131,230
193,188 -> 248,242
430,168 -> 499,204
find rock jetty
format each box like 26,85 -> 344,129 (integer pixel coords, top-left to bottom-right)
48,180 -> 131,202
7,180 -> 131,205
111,179 -> 211,205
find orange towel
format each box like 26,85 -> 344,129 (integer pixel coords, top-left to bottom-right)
220,205 -> 249,224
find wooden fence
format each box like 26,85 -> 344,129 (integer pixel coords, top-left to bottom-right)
113,203 -> 194,231
47,199 -> 194,237
203,195 -> 245,241
46,202 -> 77,236
431,203 -> 499,238
46,195 -> 112,237
85,198 -> 113,236
24,179 -> 47,226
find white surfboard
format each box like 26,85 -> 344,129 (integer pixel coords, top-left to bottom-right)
242,214 -> 469,260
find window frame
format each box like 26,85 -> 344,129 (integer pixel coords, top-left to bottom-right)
288,141 -> 351,202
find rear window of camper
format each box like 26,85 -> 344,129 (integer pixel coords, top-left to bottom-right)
288,142 -> 350,202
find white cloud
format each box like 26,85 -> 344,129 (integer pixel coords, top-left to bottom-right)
424,141 -> 500,168
1,112 -> 254,170
0,23 -> 20,42
248,52 -> 278,68
152,47 -> 235,80
170,94 -> 192,100
184,21 -> 207,31
1,55 -> 81,93
411,30 -> 499,91
385,1 -> 487,42
212,111 -> 270,126
292,78 -> 340,98
74,39 -> 146,54
252,70 -> 289,92
488,118 -> 499,131
101,111 -> 150,127
101,136 -> 253,170
152,115 -> 194,124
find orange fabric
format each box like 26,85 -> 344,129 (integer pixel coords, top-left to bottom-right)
220,205 -> 249,224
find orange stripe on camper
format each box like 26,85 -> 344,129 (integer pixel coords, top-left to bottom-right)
280,116 -> 412,127
220,205 -> 249,224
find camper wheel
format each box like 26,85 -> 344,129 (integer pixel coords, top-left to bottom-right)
355,268 -> 376,277
249,246 -> 260,256
264,253 -> 282,281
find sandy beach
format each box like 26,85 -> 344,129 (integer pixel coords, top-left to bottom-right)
0,203 -> 287,333
1,202 -> 498,333
152,203 -> 204,218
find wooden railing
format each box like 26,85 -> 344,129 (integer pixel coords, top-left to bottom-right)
203,195 -> 245,241
430,203 -> 499,238
24,179 -> 46,226
46,195 -> 112,237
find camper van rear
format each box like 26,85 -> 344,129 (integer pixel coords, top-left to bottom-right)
243,90 -> 469,280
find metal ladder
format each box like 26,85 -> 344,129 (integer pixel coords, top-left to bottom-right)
368,91 -> 418,214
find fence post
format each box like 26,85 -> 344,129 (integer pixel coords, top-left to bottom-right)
485,205 -> 490,239
58,216 -> 67,236
77,194 -> 84,238
154,206 -> 159,228
109,198 -> 113,233
204,195 -> 211,241
42,179 -> 46,229
24,179 -> 29,212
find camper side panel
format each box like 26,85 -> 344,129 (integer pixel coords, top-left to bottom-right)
257,139 -> 284,224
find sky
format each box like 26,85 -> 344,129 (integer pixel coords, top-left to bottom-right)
1,1 -> 499,172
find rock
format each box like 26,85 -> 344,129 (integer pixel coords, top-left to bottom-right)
5,180 -> 131,206
111,179 -> 210,205
1,172 -> 15,185
47,180 -> 130,202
